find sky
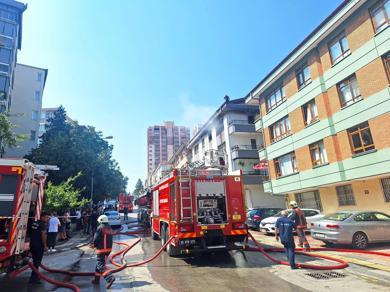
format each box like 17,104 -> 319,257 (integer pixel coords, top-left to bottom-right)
18,0 -> 342,191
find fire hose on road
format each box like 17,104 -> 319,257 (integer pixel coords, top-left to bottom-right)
8,229 -> 390,291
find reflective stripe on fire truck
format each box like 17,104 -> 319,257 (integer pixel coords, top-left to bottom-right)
179,232 -> 197,238
230,229 -> 247,235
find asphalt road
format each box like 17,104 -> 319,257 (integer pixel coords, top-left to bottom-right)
2,211 -> 388,292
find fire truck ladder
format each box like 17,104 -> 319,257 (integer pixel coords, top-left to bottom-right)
179,169 -> 193,222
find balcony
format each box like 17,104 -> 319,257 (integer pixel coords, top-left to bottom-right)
228,120 -> 256,134
254,115 -> 263,131
231,145 -> 262,160
242,170 -> 269,185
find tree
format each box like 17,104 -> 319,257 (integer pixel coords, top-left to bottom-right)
26,106 -> 128,203
133,179 -> 145,199
44,173 -> 89,213
0,113 -> 25,157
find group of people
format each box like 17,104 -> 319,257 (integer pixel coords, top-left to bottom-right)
75,207 -> 101,237
28,211 -> 116,288
275,201 -> 311,270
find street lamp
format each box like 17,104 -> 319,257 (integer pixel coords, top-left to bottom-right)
90,135 -> 113,203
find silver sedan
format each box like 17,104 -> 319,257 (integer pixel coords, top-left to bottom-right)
310,211 -> 390,249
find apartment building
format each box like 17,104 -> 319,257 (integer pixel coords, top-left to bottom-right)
5,64 -> 47,157
187,96 -> 285,209
245,0 -> 390,214
147,121 -> 190,175
0,0 -> 26,113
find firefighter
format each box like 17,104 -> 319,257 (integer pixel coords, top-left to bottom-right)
91,215 -> 115,288
275,210 -> 297,269
28,212 -> 49,284
289,201 -> 311,251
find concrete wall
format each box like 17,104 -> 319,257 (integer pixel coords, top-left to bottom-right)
6,64 -> 46,158
244,184 -> 285,209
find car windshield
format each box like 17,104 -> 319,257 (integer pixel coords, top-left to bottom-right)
323,212 -> 352,221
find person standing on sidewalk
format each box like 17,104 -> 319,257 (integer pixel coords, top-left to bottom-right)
47,212 -> 61,252
91,215 -> 115,288
90,208 -> 98,236
28,212 -> 49,284
275,210 -> 298,269
123,206 -> 128,222
289,201 -> 311,251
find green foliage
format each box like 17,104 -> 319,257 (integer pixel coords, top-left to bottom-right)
133,178 -> 145,199
26,106 -> 128,203
44,173 -> 89,213
0,113 -> 26,156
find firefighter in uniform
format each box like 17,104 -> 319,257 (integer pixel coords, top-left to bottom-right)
28,212 -> 49,284
289,201 -> 311,251
92,215 -> 115,288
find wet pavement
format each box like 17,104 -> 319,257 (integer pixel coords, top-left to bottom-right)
1,210 -> 390,292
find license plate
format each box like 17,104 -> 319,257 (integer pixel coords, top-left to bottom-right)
315,233 -> 325,239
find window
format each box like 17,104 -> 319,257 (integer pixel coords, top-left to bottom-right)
0,48 -> 11,64
329,33 -> 350,64
337,74 -> 361,107
250,139 -> 257,150
381,177 -> 390,202
0,75 -> 8,100
265,86 -> 285,112
302,99 -> 318,126
194,145 -> 199,155
383,52 -> 390,81
0,35 -> 13,49
347,122 -> 375,154
336,185 -> 356,206
31,111 -> 38,120
34,91 -> 40,102
39,124 -> 45,132
296,64 -> 311,89
295,191 -> 322,211
370,0 -> 390,33
373,212 -> 390,221
309,140 -> 328,166
269,116 -> 291,143
274,152 -> 298,177
248,115 -> 255,124
41,112 -> 46,119
0,22 -> 15,37
0,63 -> 8,73
30,130 -> 36,141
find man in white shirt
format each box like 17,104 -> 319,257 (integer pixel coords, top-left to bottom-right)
47,213 -> 61,252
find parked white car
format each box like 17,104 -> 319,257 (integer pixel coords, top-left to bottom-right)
104,210 -> 122,228
259,209 -> 324,234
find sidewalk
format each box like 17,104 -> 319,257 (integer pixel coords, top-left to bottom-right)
48,232 -> 91,255
250,230 -> 390,273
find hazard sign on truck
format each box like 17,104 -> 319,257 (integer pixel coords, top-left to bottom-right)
150,166 -> 247,256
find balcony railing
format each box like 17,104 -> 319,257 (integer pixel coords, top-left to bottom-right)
231,144 -> 264,151
229,119 -> 253,125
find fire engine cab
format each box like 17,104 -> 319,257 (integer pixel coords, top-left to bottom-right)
150,150 -> 247,256
0,159 -> 46,274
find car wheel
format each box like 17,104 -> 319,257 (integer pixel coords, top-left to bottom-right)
324,241 -> 334,247
160,225 -> 166,247
165,227 -> 179,257
352,232 -> 368,249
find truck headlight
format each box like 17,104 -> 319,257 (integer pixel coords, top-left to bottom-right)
0,246 -> 6,253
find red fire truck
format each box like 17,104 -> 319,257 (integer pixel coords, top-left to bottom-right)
150,167 -> 247,256
0,159 -> 46,273
119,193 -> 133,213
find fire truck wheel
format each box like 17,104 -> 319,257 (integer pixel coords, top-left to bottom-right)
151,227 -> 159,240
161,225 -> 166,247
165,228 -> 179,257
